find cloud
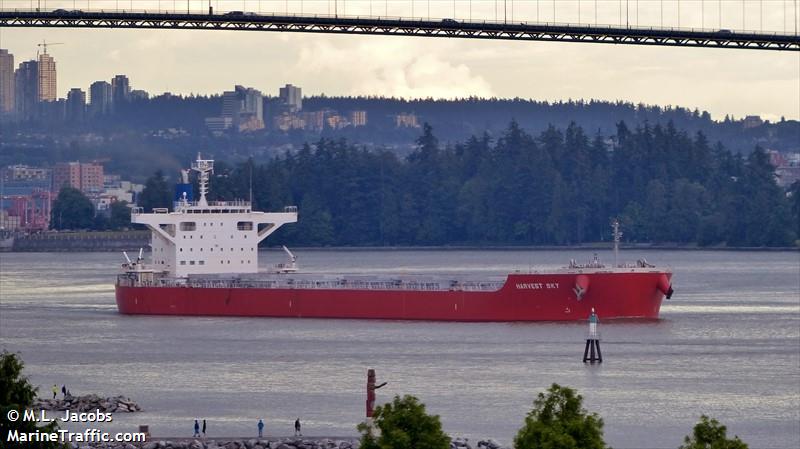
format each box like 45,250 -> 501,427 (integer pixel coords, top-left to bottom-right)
295,38 -> 494,98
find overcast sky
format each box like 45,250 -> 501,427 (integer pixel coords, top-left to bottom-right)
1,0 -> 798,121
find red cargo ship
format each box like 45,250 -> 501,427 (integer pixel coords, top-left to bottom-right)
115,155 -> 673,321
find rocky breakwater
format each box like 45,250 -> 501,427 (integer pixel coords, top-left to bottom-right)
73,436 -> 510,449
35,394 -> 142,413
452,437 -> 510,449
75,438 -> 358,449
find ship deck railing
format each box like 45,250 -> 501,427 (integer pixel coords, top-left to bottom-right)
117,274 -> 505,292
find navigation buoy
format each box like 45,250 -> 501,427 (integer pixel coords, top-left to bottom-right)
583,308 -> 602,363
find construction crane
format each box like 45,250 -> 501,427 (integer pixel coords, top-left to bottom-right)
36,41 -> 63,56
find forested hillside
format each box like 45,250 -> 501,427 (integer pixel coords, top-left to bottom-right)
188,121 -> 797,247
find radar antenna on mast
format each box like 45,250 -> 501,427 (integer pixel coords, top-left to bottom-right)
191,153 -> 214,207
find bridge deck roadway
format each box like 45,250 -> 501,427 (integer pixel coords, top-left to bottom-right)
1,11 -> 798,51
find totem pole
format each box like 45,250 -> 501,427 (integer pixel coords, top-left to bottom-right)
366,368 -> 387,418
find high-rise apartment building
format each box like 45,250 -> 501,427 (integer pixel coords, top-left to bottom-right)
89,81 -> 112,116
1,165 -> 51,182
279,84 -> 302,112
14,60 -> 38,121
215,85 -> 264,131
37,52 -> 57,102
0,49 -> 14,118
350,110 -> 367,127
53,161 -> 104,194
66,88 -> 86,122
111,75 -> 130,108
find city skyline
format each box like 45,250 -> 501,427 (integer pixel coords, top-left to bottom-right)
1,19 -> 798,122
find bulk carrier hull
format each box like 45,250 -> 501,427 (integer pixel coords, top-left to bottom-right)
115,271 -> 671,321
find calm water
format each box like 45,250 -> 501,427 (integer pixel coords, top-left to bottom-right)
1,249 -> 798,448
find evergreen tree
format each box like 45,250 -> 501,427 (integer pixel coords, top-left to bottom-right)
109,201 -> 132,230
0,351 -> 62,449
138,170 -> 173,212
197,120 -> 797,248
789,181 -> 800,241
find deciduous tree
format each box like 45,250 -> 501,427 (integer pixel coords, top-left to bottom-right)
50,186 -> 94,230
357,395 -> 450,449
679,415 -> 748,449
514,384 -> 608,449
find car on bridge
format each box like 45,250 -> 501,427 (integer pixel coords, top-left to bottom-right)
52,9 -> 82,15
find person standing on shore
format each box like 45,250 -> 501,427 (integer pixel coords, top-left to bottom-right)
61,385 -> 66,398
257,419 -> 264,438
294,418 -> 301,437
51,384 -> 57,399
202,419 -> 206,436
193,420 -> 200,437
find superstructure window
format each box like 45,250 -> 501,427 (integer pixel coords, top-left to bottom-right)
237,221 -> 253,231
180,222 -> 196,231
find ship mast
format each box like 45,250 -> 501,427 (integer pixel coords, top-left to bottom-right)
612,219 -> 622,268
191,153 -> 214,207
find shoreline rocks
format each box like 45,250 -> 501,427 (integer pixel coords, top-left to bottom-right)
35,394 -> 142,413
71,436 -> 511,449
74,438 -> 359,449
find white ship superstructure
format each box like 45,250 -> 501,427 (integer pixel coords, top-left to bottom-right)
130,155 -> 297,278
